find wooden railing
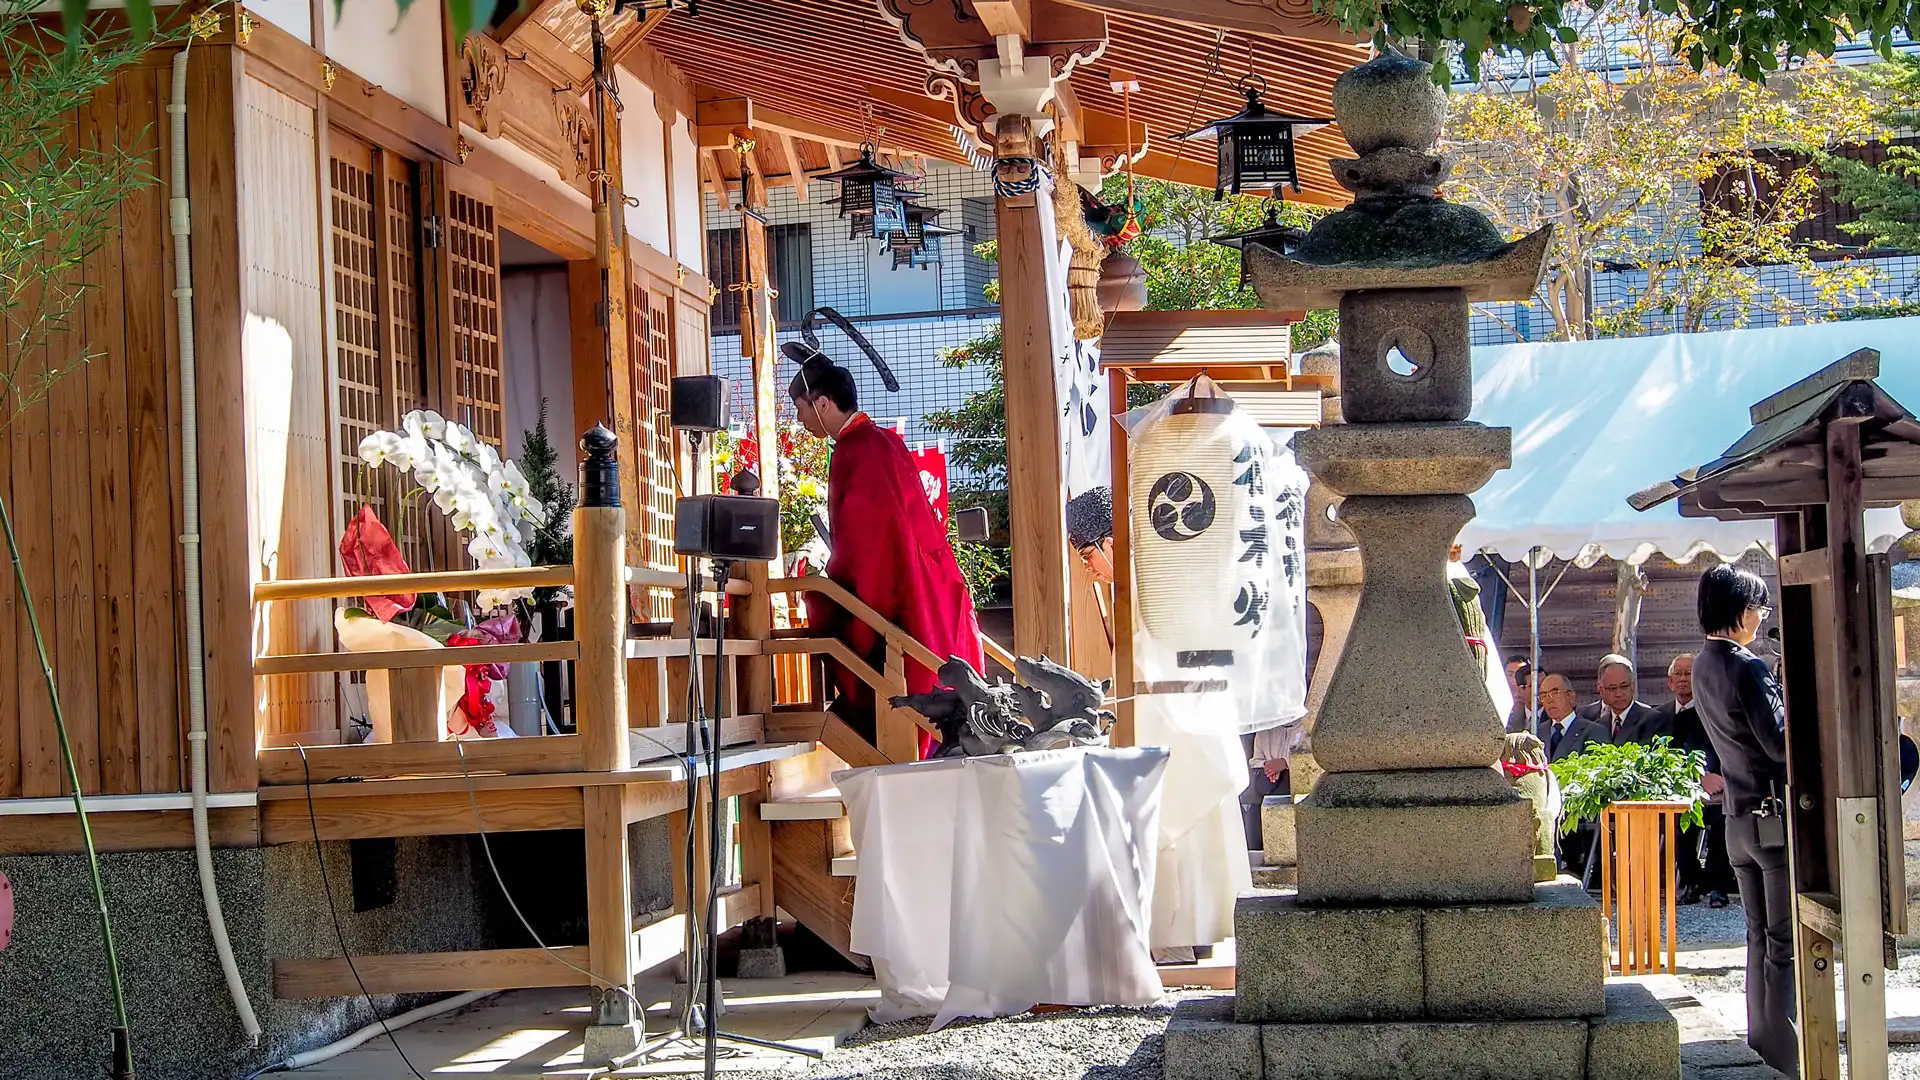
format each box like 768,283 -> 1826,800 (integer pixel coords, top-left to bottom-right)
251,565 -> 582,750
766,576 -> 946,766
249,501 -> 982,786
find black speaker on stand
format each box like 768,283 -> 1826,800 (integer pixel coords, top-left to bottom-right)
661,375 -> 818,1080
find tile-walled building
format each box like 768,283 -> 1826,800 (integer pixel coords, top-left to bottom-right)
706,158 -> 1002,451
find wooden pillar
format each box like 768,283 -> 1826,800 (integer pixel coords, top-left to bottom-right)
575,427 -> 630,773
993,114 -> 1071,663
569,38 -> 643,566
1778,509 -> 1841,1080
1108,372 -> 1134,747
734,141 -> 778,719
582,786 -> 637,1036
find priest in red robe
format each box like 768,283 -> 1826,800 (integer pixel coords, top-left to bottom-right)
790,354 -> 982,758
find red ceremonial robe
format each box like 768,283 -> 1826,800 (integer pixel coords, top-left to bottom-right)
807,413 -> 983,759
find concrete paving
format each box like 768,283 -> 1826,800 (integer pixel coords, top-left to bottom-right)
290,972 -> 877,1078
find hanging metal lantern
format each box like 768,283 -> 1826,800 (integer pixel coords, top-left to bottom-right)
1207,201 -> 1309,287
823,144 -> 917,239
891,220 -> 956,268
1175,74 -> 1330,199
1129,382 -> 1265,667
900,201 -> 947,248
1097,249 -> 1147,313
612,0 -> 696,20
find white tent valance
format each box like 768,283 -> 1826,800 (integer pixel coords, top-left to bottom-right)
1456,317 -> 1920,566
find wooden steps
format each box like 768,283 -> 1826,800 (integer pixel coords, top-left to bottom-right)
759,796 -> 847,821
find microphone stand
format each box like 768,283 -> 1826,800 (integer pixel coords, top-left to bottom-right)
656,433 -> 821,1080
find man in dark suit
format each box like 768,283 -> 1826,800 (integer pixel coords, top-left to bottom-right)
1654,652 -> 1734,907
1535,672 -> 1610,878
1504,659 -> 1536,733
1693,565 -> 1794,1077
1537,673 -> 1610,760
1579,653 -> 1667,744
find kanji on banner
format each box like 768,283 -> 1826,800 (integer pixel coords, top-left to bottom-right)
913,444 -> 950,527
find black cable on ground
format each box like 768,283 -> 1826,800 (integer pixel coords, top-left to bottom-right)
296,744 -> 430,1080
454,741 -> 643,1014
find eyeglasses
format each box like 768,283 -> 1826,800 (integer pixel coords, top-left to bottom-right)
1756,606 -> 1773,622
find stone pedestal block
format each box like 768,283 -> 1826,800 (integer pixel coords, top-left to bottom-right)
1234,895 -> 1423,1023
1292,493 -> 1506,774
1423,882 -> 1606,1019
1262,1018 -> 1589,1080
1336,288 -> 1473,423
736,946 -> 787,979
1253,982 -> 1682,1080
1262,796 -> 1297,866
1294,795 -> 1535,905
1167,996 -> 1263,1080
1295,422 -> 1511,498
1292,767 -> 1532,905
582,1021 -> 644,1066
1587,982 -> 1681,1080
1236,882 -> 1605,1024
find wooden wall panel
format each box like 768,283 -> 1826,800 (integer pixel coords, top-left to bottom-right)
0,61 -> 191,798
190,45 -> 260,794
86,79 -> 135,794
241,76 -> 338,742
11,243 -> 57,797
0,277 -> 13,798
123,65 -> 184,794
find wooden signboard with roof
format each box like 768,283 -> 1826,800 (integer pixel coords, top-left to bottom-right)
1632,348 -> 1919,1080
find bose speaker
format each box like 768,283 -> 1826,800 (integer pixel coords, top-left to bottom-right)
674,494 -> 780,562
670,374 -> 729,432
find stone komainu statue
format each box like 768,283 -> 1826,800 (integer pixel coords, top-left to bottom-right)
891,656 -> 1114,758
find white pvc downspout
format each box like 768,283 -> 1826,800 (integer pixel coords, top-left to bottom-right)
170,46 -> 264,1043
268,991 -> 492,1073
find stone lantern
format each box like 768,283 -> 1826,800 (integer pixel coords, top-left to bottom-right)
1168,53 -> 1683,1080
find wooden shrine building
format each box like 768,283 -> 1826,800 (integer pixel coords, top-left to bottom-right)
0,1 -> 1361,1075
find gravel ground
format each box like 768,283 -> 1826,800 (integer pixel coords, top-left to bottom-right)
713,903 -> 1904,1080
1672,895 -> 1752,947
725,997 -> 1193,1080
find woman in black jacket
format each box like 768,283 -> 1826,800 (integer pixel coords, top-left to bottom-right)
1691,564 -> 1795,1077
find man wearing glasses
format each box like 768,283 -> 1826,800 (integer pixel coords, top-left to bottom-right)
1535,672 -> 1610,878
1579,653 -> 1666,745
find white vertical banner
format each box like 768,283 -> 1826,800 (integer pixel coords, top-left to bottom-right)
1036,176 -> 1072,486
1063,338 -> 1110,497
1037,177 -> 1111,498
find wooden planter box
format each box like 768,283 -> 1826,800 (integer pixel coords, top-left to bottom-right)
1600,800 -> 1691,975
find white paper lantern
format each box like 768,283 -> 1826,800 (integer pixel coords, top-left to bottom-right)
1130,390 -> 1264,666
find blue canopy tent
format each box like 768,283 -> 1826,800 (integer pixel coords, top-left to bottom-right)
1453,317 -> 1919,710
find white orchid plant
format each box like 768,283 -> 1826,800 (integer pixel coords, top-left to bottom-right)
358,409 -> 547,610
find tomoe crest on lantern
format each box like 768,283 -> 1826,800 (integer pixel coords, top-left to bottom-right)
1175,74 -> 1329,200
1129,381 -> 1267,667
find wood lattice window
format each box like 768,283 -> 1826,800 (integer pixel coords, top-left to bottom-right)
629,281 -> 679,620
447,190 -> 504,449
329,141 -> 384,537
328,130 -> 431,572
385,170 -> 427,418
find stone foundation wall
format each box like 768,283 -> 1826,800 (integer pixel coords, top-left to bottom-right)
0,838 -> 484,1080
0,819 -> 679,1080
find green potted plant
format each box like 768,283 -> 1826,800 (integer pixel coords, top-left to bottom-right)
1550,737 -> 1708,834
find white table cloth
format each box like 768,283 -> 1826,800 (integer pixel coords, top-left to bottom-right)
835,746 -> 1170,1029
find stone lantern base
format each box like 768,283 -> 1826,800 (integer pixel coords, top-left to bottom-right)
1170,416 -> 1684,1079
1165,881 -> 1682,1080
